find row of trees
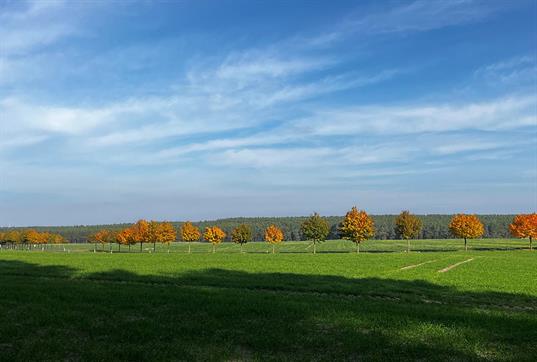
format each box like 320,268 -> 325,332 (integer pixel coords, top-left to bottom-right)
88,220 -> 287,254
0,229 -> 65,249
3,214 -> 518,243
85,210 -> 536,253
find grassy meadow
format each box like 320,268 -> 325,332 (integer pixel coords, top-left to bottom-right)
0,240 -> 536,361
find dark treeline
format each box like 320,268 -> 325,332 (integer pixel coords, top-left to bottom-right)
0,215 -> 515,243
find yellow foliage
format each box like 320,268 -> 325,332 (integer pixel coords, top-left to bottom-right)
180,221 -> 201,242
204,226 -> 226,245
157,222 -> 177,245
339,206 -> 375,244
449,214 -> 484,240
264,225 -> 284,244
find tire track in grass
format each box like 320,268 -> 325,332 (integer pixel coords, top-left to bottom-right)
438,258 -> 475,273
400,259 -> 438,270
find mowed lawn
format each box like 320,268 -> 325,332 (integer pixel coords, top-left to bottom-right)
0,242 -> 536,361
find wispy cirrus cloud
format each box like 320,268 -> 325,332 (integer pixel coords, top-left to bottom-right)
305,0 -> 505,46
474,55 -> 537,85
295,95 -> 537,136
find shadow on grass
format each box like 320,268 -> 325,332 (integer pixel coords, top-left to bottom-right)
0,260 -> 536,361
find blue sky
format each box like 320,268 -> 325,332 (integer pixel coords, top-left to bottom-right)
0,0 -> 536,226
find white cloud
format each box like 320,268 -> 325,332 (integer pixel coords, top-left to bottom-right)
432,141 -> 504,155
297,95 -> 537,136
305,0 -> 502,46
0,0 -> 76,56
474,55 -> 536,85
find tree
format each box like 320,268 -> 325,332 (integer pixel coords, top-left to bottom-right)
158,222 -> 177,253
231,224 -> 252,253
23,229 -> 42,249
180,221 -> 201,254
116,228 -> 132,252
339,206 -> 375,253
204,226 -> 226,253
89,229 -> 110,252
509,213 -> 537,251
449,214 -> 484,251
5,230 -> 21,249
300,212 -> 329,254
131,219 -> 150,252
265,225 -> 284,254
47,233 -> 65,245
395,210 -> 423,252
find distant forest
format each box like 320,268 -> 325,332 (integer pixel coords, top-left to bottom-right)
0,215 -> 516,243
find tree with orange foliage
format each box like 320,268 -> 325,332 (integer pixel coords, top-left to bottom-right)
4,230 -> 21,249
47,233 -> 65,245
148,221 -> 160,252
115,228 -> 132,252
23,229 -> 42,249
180,221 -> 201,254
265,225 -> 284,254
131,219 -> 150,252
158,222 -> 177,253
339,206 -> 375,253
449,214 -> 484,251
204,226 -> 226,253
89,229 -> 112,252
510,213 -> 537,251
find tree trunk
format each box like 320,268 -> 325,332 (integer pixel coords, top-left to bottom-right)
356,242 -> 360,254
240,244 -> 243,254
168,244 -> 170,253
153,241 -> 156,253
109,242 -> 112,253
530,237 -> 533,251
119,244 -> 121,252
94,244 -> 96,253
272,244 -> 275,254
213,244 -> 216,254
313,242 -> 316,254
188,243 -> 191,254
464,238 -> 467,251
128,244 -> 131,252
140,242 -> 143,253
407,239 -> 410,253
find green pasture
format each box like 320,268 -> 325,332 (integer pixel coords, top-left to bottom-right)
2,238 -> 531,254
0,241 -> 536,361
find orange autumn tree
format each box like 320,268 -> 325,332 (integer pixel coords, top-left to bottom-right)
23,229 -> 42,247
510,213 -> 537,251
131,219 -> 150,252
339,206 -> 375,253
180,221 -> 201,254
115,228 -> 132,252
89,229 -> 110,252
264,225 -> 284,254
204,226 -> 226,253
158,221 -> 177,253
449,214 -> 484,251
4,230 -> 22,248
89,229 -> 114,252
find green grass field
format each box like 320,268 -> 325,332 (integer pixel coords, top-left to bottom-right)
4,238 -> 532,254
1,240 -> 536,361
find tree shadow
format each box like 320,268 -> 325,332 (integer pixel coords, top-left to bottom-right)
0,260 -> 536,361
